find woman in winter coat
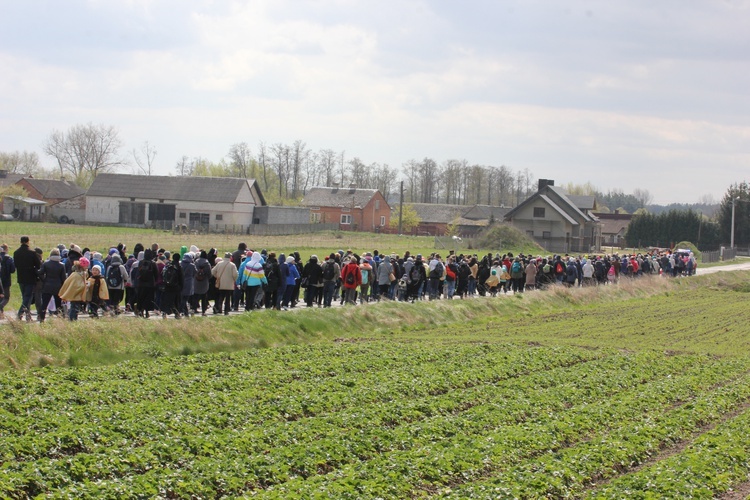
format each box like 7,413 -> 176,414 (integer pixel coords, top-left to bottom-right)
302,255 -> 323,307
136,252 -> 158,318
180,253 -> 196,316
38,248 -> 67,322
161,253 -> 184,318
213,253 -> 239,314
239,251 -> 266,311
264,253 -> 281,310
376,256 -> 392,299
525,259 -> 538,291
192,250 -> 212,315
281,256 -> 300,309
105,253 -> 129,314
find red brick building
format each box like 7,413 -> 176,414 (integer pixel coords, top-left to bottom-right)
302,186 -> 391,232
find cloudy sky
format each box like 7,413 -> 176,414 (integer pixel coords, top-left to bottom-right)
1,1 -> 748,204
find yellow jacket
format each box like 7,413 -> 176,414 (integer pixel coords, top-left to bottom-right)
85,276 -> 110,302
58,271 -> 88,302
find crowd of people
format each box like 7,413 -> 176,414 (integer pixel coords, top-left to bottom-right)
0,235 -> 698,322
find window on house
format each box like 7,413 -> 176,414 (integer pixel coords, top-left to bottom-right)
375,200 -> 380,210
215,214 -> 223,221
340,214 -> 352,224
526,230 -> 534,237
380,216 -> 386,226
533,207 -> 545,218
342,207 -> 351,212
542,231 -> 551,239
179,212 -> 186,219
311,213 -> 321,223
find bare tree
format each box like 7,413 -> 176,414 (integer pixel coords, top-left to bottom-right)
174,156 -> 194,176
633,188 -> 654,208
317,149 -> 337,187
227,142 -> 252,178
271,143 -> 290,199
0,150 -> 41,176
289,140 -> 308,198
257,142 -> 271,191
131,141 -> 157,176
43,123 -> 124,185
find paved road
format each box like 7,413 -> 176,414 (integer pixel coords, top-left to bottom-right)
696,260 -> 750,275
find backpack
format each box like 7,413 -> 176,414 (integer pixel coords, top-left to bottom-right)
322,261 -> 336,281
511,261 -> 522,274
265,263 -> 277,283
106,264 -> 123,288
445,263 -> 457,280
162,263 -> 180,287
430,261 -> 444,278
555,262 -> 564,274
345,269 -> 356,286
361,269 -> 369,285
409,264 -> 421,283
196,264 -> 208,281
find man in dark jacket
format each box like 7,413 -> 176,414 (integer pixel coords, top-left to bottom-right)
13,236 -> 41,321
0,243 -> 15,318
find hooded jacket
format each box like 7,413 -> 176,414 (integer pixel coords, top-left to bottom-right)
242,252 -> 267,287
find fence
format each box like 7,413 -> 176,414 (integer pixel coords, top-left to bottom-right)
151,220 -> 338,235
702,247 -> 737,263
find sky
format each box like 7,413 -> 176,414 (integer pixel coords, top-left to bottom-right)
1,0 -> 748,205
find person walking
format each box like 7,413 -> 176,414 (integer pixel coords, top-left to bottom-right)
0,243 -> 16,319
212,253 -> 238,315
37,248 -> 66,322
13,236 -> 41,322
340,256 -> 361,305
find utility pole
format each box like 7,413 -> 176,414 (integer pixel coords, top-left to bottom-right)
731,196 -> 738,249
398,180 -> 404,235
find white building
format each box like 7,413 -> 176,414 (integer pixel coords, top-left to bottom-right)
85,174 -> 266,231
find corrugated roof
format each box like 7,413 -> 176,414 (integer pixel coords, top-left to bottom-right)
5,195 -> 46,205
409,203 -> 466,223
87,173 -> 260,204
23,178 -> 85,200
302,187 -> 383,208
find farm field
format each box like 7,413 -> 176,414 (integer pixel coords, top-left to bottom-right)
1,273 -> 750,497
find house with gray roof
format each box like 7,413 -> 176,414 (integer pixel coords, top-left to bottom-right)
503,179 -> 601,253
86,173 -> 266,231
15,178 -> 85,206
302,185 -> 390,232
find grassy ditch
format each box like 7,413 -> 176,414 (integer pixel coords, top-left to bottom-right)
1,271 -> 749,371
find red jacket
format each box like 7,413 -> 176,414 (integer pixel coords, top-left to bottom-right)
341,261 -> 362,289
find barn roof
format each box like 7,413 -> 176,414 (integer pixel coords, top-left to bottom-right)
87,174 -> 265,205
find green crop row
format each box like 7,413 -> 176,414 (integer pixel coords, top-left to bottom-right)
1,341 -> 749,498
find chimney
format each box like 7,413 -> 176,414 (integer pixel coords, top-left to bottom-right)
538,179 -> 554,191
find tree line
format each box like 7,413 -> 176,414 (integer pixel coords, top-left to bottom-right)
1,122 -> 540,207
624,182 -> 750,250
